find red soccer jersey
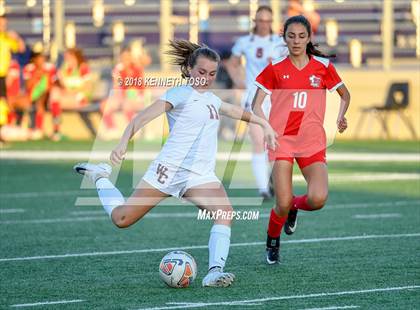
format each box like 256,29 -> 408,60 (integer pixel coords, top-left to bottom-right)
255,55 -> 343,159
113,62 -> 144,90
7,60 -> 21,97
23,62 -> 56,96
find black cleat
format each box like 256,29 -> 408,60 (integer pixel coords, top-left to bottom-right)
266,235 -> 280,264
284,209 -> 298,235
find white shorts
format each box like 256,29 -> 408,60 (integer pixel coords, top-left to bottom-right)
241,87 -> 271,118
142,160 -> 221,198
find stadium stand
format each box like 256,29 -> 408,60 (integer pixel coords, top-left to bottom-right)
5,0 -> 417,65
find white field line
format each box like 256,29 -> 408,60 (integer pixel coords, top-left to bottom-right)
0,216 -> 107,224
0,190 -> 91,199
71,211 -> 201,217
327,173 -> 420,182
0,151 -> 419,162
0,233 -> 419,263
10,299 -> 84,308
0,173 -> 418,201
135,286 -> 420,310
1,200 -> 418,225
72,195 -> 420,208
298,306 -> 359,310
0,208 -> 25,214
329,200 -> 420,209
352,213 -> 402,219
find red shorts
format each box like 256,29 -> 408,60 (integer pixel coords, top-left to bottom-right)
271,149 -> 326,170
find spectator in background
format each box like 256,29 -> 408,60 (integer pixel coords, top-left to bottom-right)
23,51 -> 57,140
225,5 -> 288,199
7,59 -> 30,128
100,46 -> 151,139
0,15 -> 25,144
287,0 -> 320,35
50,48 -> 92,140
214,50 -> 236,141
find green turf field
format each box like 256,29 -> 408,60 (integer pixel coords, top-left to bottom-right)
0,140 -> 419,309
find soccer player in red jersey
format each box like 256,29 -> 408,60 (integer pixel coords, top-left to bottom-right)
23,52 -> 57,140
101,47 -> 151,137
252,15 -> 351,264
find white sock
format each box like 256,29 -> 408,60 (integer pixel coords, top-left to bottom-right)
95,178 -> 125,217
208,224 -> 231,271
252,152 -> 269,193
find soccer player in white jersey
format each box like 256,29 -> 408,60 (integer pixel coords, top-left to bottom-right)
74,39 -> 277,287
226,5 -> 289,199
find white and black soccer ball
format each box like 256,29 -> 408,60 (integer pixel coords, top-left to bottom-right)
159,251 -> 197,288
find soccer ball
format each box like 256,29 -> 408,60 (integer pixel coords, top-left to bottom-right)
159,251 -> 197,288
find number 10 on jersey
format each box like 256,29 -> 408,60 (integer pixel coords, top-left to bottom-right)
292,91 -> 307,109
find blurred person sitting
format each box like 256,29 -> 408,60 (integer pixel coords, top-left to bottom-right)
7,60 -> 30,125
0,15 -> 25,144
23,51 -> 57,140
50,48 -> 93,140
100,47 -> 151,139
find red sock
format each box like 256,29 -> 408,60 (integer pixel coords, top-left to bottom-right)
267,208 -> 288,238
125,110 -> 135,122
292,195 -> 313,211
8,111 -> 16,124
103,113 -> 115,129
51,101 -> 61,133
35,112 -> 44,130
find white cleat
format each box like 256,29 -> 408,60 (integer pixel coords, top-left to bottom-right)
73,162 -> 112,183
202,268 -> 235,287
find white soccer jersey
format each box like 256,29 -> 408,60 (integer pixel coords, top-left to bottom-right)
158,85 -> 222,175
231,34 -> 289,90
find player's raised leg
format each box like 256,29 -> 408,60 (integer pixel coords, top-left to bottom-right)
284,161 -> 328,235
183,182 -> 235,287
74,162 -> 169,228
266,160 -> 293,264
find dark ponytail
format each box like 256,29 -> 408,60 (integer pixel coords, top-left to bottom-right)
284,15 -> 335,58
166,39 -> 220,78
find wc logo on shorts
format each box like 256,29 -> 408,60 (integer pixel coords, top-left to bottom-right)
309,75 -> 321,88
156,163 -> 169,184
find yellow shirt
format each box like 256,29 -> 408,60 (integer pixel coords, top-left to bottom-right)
0,32 -> 19,77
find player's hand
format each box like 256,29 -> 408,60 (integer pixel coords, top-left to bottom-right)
263,123 -> 278,151
110,142 -> 127,165
337,117 -> 348,133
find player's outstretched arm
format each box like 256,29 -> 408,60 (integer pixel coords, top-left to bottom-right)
251,88 -> 269,121
110,100 -> 172,165
336,84 -> 351,133
219,101 -> 277,150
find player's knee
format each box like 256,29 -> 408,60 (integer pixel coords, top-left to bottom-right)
308,193 -> 328,210
111,210 -> 132,229
275,196 -> 293,215
219,204 -> 234,216
112,217 -> 129,228
213,204 -> 234,225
